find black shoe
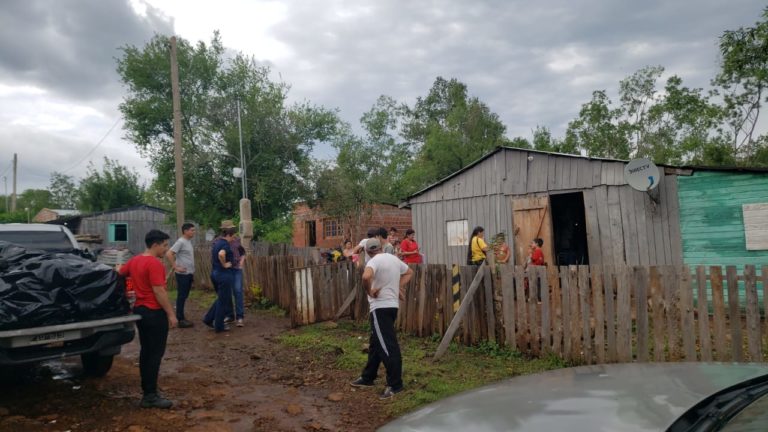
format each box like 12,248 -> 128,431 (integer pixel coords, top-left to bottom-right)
215,324 -> 231,333
202,320 -> 214,329
380,386 -> 403,399
178,319 -> 194,328
140,393 -> 173,409
350,377 -> 374,388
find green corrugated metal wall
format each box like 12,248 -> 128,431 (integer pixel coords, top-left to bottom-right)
678,171 -> 768,269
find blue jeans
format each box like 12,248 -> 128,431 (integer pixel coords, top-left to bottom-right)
230,269 -> 244,320
203,269 -> 234,332
175,273 -> 193,321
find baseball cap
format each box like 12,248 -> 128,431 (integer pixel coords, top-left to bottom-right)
366,238 -> 381,253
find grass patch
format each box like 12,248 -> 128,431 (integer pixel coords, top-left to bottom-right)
166,286 -> 217,307
278,320 -> 569,417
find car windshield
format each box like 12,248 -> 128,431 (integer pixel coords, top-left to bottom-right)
0,230 -> 75,252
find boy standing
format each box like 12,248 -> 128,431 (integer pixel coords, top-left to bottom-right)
166,223 -> 196,328
118,230 -> 177,409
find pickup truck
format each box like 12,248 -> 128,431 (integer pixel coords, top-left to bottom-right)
0,223 -> 140,377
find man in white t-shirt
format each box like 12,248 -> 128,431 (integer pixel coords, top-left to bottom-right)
350,238 -> 413,399
166,223 -> 196,328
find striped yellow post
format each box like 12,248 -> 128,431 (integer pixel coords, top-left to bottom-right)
452,264 -> 461,312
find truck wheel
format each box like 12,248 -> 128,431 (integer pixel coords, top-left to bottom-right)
81,353 -> 114,377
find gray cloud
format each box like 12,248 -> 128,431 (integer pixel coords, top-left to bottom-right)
0,0 -> 173,101
270,0 -> 764,140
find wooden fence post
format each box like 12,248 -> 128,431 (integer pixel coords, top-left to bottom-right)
744,265 -> 761,361
434,265 -> 487,361
726,266 -> 743,362
695,266 -> 712,361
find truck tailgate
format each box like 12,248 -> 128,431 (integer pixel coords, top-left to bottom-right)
0,315 -> 141,348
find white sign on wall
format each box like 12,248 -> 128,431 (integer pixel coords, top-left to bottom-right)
446,220 -> 469,246
743,203 -> 768,251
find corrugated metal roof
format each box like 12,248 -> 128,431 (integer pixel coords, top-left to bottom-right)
403,146 -> 768,203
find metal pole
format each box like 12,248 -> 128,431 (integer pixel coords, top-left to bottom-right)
3,176 -> 7,213
11,153 -> 17,212
237,100 -> 246,199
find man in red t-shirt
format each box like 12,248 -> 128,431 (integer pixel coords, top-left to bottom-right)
117,229 -> 177,409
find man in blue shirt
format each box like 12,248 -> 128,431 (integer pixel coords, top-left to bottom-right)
202,221 -> 237,333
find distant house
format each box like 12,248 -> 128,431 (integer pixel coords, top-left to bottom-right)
32,208 -> 80,223
48,205 -> 176,254
402,146 -> 768,267
292,203 -> 412,248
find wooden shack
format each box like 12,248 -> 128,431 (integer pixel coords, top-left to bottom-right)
403,147 -> 685,266
49,205 -> 176,254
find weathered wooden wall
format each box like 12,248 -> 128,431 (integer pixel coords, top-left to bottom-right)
79,207 -> 175,254
407,148 -> 683,266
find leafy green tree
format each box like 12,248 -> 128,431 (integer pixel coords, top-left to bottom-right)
48,172 -> 78,209
17,189 -> 55,216
714,7 -> 768,165
77,158 -> 143,212
566,90 -> 630,159
117,33 -> 341,228
401,77 -> 510,194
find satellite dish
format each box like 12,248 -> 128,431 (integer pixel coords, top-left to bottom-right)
624,158 -> 660,191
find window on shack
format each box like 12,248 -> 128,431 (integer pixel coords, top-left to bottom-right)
446,220 -> 469,246
108,223 -> 128,243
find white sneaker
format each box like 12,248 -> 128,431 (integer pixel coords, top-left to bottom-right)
236,319 -> 244,327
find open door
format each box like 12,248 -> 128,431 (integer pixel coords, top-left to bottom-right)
305,221 -> 317,247
511,196 -> 555,267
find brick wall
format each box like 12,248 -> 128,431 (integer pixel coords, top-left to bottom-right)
292,203 -> 412,248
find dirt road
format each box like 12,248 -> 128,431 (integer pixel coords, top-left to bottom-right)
0,302 -> 389,432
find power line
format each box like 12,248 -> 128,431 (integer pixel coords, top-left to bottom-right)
0,161 -> 11,177
61,118 -> 121,174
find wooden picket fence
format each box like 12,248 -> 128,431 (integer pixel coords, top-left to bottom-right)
287,262 -> 768,364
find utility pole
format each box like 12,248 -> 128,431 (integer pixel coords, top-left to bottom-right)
170,36 -> 185,233
3,176 -> 7,212
236,100 -> 253,251
11,153 -> 17,212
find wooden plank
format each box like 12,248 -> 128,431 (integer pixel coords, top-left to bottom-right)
679,266 -> 696,361
459,267 -> 470,343
633,191 -> 651,266
579,266 -> 591,364
591,265 -> 605,363
744,265 -> 762,361
501,265 -> 516,347
665,178 -> 684,266
483,266 -> 496,343
434,263 -> 488,360
616,265 -> 632,362
604,265 -> 617,362
418,265 -> 428,337
594,186 -> 615,267
650,267 -> 665,361
663,266 -> 680,360
619,187 -> 639,266
528,268 -> 540,355
538,266 -> 551,353
696,266 -> 712,361
607,187 -> 626,266
710,266 -> 727,361
560,266 -> 571,359
582,189 -> 603,266
515,266 -> 529,350
547,156 -> 558,191
634,266 -> 649,362
727,266 -> 743,362
551,266 -> 563,356
570,266 -> 581,360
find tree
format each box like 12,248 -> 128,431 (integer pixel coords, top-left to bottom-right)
48,172 -> 78,209
17,189 -> 54,216
566,90 -> 630,159
401,77 -> 509,194
117,33 -> 341,228
77,158 -> 143,212
714,7 -> 768,165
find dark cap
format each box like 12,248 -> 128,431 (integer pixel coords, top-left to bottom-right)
366,238 -> 381,253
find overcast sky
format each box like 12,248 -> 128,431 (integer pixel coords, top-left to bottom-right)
0,0 -> 764,193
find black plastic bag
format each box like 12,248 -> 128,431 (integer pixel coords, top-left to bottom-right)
0,241 -> 130,330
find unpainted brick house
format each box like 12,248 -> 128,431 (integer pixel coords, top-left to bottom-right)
292,203 -> 413,248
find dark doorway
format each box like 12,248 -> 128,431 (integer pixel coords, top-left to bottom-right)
305,221 -> 317,247
549,192 -> 590,266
